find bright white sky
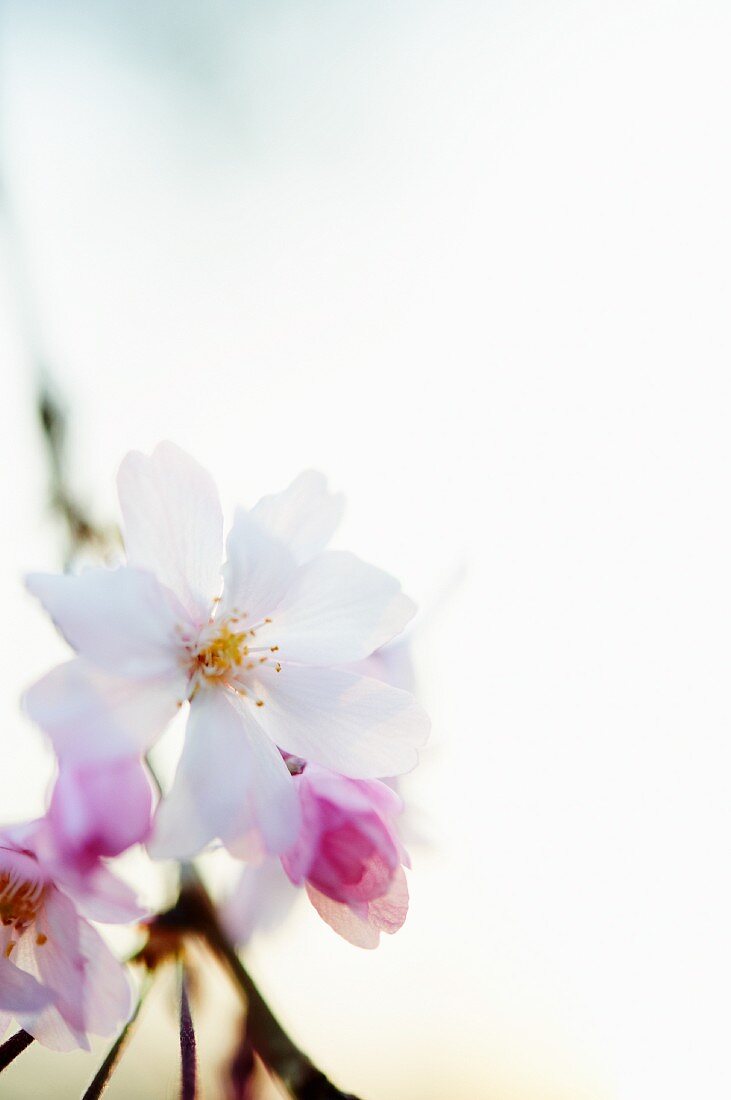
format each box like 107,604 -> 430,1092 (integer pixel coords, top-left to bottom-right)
1,2 -> 730,1097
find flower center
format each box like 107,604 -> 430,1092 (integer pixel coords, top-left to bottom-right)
195,622 -> 250,679
187,614 -> 282,696
0,868 -> 44,953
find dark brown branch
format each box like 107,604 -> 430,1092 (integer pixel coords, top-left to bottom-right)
0,1029 -> 34,1073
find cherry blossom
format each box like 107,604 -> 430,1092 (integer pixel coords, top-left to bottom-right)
27,757 -> 153,925
227,763 -> 410,950
282,764 -> 410,948
48,756 -> 154,869
24,444 -> 429,861
0,826 -> 133,1051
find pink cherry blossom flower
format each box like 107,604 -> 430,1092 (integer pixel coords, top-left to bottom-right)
24,445 -> 429,861
281,765 -> 410,949
0,827 -> 133,1051
22,757 -> 154,926
226,764 -> 410,950
48,756 -> 154,869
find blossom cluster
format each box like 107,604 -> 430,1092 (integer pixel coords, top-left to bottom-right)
1,444 -> 429,1052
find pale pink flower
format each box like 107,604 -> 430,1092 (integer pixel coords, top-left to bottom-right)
25,445 -> 429,860
226,764 -> 409,950
0,827 -> 133,1050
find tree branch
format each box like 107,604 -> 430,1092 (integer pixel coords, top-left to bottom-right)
0,1029 -> 34,1073
151,869 -> 361,1100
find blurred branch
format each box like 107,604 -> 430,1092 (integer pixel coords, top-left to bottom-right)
0,1029 -> 34,1073
228,1021 -> 257,1100
148,867 -> 361,1100
37,384 -> 120,566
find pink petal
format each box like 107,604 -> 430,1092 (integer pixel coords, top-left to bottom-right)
218,508 -> 298,623
253,666 -> 430,778
49,756 -> 154,862
256,551 -> 416,665
149,688 -> 299,860
24,889 -> 86,1034
250,471 -> 344,564
23,658 -> 185,761
305,866 -> 408,948
72,916 -> 133,1036
118,442 -> 223,624
26,567 -> 187,679
367,864 -> 409,935
54,863 -> 147,925
15,889 -> 132,1051
0,957 -> 53,1013
304,885 -> 380,949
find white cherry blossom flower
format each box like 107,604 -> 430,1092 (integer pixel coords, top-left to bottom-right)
25,444 -> 429,861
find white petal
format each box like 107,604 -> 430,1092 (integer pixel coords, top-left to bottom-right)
258,552 -> 415,665
251,470 -> 344,563
253,666 -> 430,777
149,688 -> 299,860
118,442 -> 223,623
0,957 -> 52,1013
23,659 -> 185,761
222,860 -> 299,947
26,567 -> 186,679
218,508 -> 298,623
346,637 -> 416,693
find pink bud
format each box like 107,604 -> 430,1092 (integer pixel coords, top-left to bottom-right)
49,756 -> 154,870
281,766 -> 409,947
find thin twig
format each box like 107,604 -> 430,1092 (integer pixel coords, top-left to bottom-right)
0,1029 -> 34,1073
82,977 -> 151,1100
179,964 -> 197,1100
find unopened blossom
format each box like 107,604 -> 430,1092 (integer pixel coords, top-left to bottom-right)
0,825 -> 133,1050
227,763 -> 410,950
29,757 -> 153,924
48,756 -> 154,869
25,444 -> 429,860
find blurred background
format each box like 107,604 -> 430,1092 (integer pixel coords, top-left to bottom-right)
1,1 -> 731,1096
